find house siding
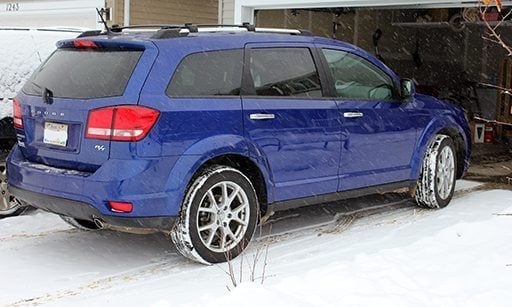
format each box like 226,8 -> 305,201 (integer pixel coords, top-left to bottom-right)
220,0 -> 234,24
108,0 -> 218,26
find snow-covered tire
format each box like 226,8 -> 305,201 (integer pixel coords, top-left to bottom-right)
60,216 -> 101,231
0,161 -> 30,218
171,166 -> 259,264
415,135 -> 457,209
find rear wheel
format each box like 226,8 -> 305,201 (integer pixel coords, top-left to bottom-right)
171,166 -> 259,264
415,135 -> 457,208
0,161 -> 30,218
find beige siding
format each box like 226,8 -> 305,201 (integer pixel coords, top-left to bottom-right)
106,0 -> 124,26
131,0 -> 217,25
221,0 -> 234,24
107,0 -> 217,26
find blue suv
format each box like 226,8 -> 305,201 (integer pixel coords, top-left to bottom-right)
7,25 -> 471,264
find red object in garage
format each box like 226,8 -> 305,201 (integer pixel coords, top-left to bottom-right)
484,124 -> 494,144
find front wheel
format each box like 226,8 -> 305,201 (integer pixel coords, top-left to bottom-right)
415,135 -> 457,209
171,166 -> 259,264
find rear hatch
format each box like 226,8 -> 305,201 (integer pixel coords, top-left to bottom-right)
14,37 -> 158,171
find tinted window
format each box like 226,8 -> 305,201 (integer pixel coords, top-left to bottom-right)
249,48 -> 322,98
23,49 -> 142,99
167,49 -> 243,96
322,49 -> 395,100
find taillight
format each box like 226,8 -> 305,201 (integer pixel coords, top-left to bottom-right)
86,106 -> 159,141
13,98 -> 23,129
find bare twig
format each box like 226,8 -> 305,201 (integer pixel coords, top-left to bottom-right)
481,5 -> 512,56
222,216 -> 272,290
483,36 -> 505,45
479,82 -> 512,93
224,249 -> 238,289
491,9 -> 512,30
239,245 -> 243,284
261,224 -> 272,284
474,116 -> 512,127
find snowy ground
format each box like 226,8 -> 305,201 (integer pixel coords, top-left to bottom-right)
1,180 -> 511,307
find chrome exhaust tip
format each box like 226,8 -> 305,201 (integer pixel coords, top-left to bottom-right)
93,218 -> 105,229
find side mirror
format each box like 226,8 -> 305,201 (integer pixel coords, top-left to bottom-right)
401,79 -> 416,100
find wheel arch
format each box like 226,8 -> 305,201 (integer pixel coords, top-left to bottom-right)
436,127 -> 467,179
0,116 -> 16,151
411,117 -> 470,180
191,154 -> 271,215
164,135 -> 274,216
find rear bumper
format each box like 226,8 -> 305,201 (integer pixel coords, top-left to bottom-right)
10,185 -> 175,231
7,145 -> 182,230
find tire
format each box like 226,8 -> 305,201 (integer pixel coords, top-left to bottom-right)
60,216 -> 101,231
171,166 -> 259,264
0,161 -> 30,218
415,135 -> 457,209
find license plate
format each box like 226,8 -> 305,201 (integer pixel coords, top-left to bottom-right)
43,122 -> 68,147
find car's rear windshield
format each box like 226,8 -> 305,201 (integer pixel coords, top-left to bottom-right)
22,49 -> 142,99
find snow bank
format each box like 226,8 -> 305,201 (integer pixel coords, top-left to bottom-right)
205,189 -> 512,307
0,29 -> 79,118
1,185 -> 511,307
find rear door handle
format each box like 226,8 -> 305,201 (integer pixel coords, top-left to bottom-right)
250,113 -> 275,120
343,112 -> 364,118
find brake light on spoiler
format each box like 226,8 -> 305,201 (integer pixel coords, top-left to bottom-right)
73,39 -> 98,49
86,106 -> 159,141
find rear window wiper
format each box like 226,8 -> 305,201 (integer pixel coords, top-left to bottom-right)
42,87 -> 54,104
29,81 -> 54,103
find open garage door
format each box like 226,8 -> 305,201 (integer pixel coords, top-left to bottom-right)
226,0 -> 512,142
231,0 -> 512,23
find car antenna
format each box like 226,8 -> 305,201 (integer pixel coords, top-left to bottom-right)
96,8 -> 112,36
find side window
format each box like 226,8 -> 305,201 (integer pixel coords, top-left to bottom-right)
322,49 -> 395,101
167,49 -> 243,97
249,48 -> 322,98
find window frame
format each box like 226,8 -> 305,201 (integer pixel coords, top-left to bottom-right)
241,44 -> 332,100
166,48 -> 244,98
318,47 -> 401,102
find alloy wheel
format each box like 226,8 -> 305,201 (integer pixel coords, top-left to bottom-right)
436,146 -> 455,200
196,181 -> 251,253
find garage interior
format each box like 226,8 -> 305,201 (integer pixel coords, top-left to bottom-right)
255,6 -> 512,144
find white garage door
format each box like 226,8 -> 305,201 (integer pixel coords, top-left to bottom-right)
0,0 -> 104,29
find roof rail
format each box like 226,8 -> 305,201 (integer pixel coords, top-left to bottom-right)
254,27 -> 311,36
184,23 -> 256,32
111,24 -> 183,33
94,23 -> 309,39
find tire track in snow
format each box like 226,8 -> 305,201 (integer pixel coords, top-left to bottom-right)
0,228 -> 77,242
257,181 -> 483,244
9,257 -> 198,306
